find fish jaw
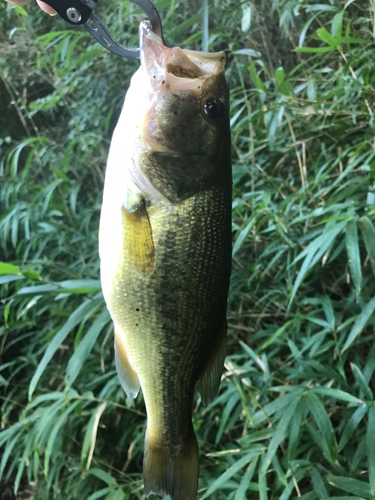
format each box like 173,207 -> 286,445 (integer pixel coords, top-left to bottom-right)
139,20 -> 226,95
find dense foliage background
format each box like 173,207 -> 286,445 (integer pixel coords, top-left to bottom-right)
1,0 -> 375,498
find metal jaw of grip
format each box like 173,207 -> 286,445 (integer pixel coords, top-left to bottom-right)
42,0 -> 163,59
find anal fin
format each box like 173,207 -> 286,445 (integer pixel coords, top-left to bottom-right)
121,199 -> 155,274
199,320 -> 227,406
114,324 -> 140,399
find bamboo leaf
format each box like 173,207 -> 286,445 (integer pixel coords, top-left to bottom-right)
88,468 -> 118,487
306,391 -> 337,463
367,405 -> 375,495
81,403 -> 107,471
358,216 -> 375,278
28,298 -> 102,399
342,297 -> 375,352
328,476 -> 371,499
66,309 -> 110,388
351,363 -> 373,400
44,401 -> 80,477
345,218 -> 361,296
0,262 -> 21,275
261,396 -> 300,473
201,450 -> 260,499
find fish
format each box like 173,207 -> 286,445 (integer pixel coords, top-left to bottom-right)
99,20 -> 232,500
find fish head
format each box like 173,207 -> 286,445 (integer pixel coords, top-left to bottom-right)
139,21 -> 230,159
117,21 -> 231,203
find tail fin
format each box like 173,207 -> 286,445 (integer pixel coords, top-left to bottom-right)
143,427 -> 198,500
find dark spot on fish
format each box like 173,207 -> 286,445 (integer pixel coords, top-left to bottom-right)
153,75 -> 156,79
162,80 -> 165,84
136,323 -> 138,327
136,308 -> 140,311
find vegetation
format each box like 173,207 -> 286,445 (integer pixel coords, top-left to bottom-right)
1,0 -> 375,498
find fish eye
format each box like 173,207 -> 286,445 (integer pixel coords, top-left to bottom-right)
202,97 -> 224,119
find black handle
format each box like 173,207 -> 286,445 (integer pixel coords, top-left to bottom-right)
43,0 -> 97,24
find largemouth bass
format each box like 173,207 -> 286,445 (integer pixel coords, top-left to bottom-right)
99,21 -> 232,500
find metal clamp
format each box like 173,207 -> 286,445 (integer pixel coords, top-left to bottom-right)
42,0 -> 164,59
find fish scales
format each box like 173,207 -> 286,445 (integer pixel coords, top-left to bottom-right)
99,21 -> 232,500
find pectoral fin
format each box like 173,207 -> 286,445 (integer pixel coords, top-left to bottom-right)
114,324 -> 140,399
121,198 -> 155,274
199,320 -> 227,406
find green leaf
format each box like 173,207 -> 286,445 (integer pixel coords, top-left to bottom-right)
233,215 -> 257,254
14,5 -> 28,15
23,269 -> 43,281
345,218 -> 361,296
249,62 -> 267,92
295,46 -> 334,53
234,456 -> 259,500
44,401 -> 80,477
317,27 -> 341,47
311,467 -> 329,499
258,455 -> 268,500
66,309 -> 110,388
358,217 -> 375,279
0,431 -> 22,481
18,284 -> 59,295
338,404 -> 368,451
287,397 -> 305,460
81,403 -> 107,471
275,67 -> 293,96
328,476 -> 371,499
215,392 -> 239,444
0,275 -> 24,285
306,391 -> 337,463
261,396 -> 300,473
0,262 -> 21,276
342,296 -> 375,352
28,298 -> 102,399
321,295 -> 335,329
201,449 -> 261,499
367,405 -> 375,495
260,320 -> 293,350
86,487 -> 113,500
351,363 -> 373,400
289,222 -> 346,306
313,387 -> 362,405
252,390 -> 304,427
240,4 -> 251,32
88,468 -> 118,487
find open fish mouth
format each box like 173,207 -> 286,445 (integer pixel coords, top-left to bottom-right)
139,20 -> 226,95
